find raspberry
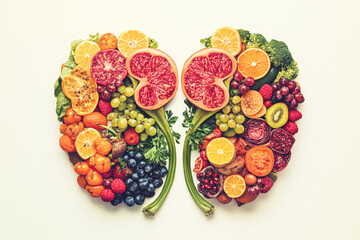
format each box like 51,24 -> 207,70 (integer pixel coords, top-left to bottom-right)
111,178 -> 126,194
283,121 -> 298,135
101,189 -> 115,202
98,100 -> 112,117
288,110 -> 302,122
257,176 -> 273,193
264,100 -> 272,108
259,84 -> 273,100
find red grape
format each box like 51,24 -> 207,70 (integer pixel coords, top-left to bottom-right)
102,90 -> 112,101
97,85 -> 105,93
271,83 -> 280,91
293,86 -> 301,94
289,99 -> 298,109
244,77 -> 255,87
287,81 -> 296,90
294,93 -> 305,103
230,80 -> 240,89
233,72 -> 244,82
279,77 -> 288,86
284,94 -> 294,102
280,86 -> 290,96
115,79 -> 123,88
239,84 -> 250,94
275,90 -> 283,100
107,84 -> 116,93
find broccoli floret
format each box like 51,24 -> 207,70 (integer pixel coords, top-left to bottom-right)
263,39 -> 293,68
237,29 -> 251,44
275,61 -> 299,82
246,33 -> 268,49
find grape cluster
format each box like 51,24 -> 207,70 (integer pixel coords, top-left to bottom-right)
215,96 -> 246,134
271,77 -> 305,109
107,85 -> 157,141
229,72 -> 255,95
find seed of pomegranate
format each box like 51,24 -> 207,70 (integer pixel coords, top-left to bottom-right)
244,77 -> 255,87
233,71 -> 244,82
213,187 -> 217,192
208,171 -> 212,176
205,185 -> 211,189
294,93 -> 305,103
279,77 -> 288,86
293,86 -> 301,94
287,80 -> 296,90
210,180 -> 213,185
271,83 -> 280,91
214,177 -> 218,181
214,173 -> 218,177
230,80 -> 240,89
275,90 -> 283,100
239,84 -> 250,94
97,85 -> 105,93
284,94 -> 294,102
280,86 -> 289,96
214,181 -> 218,184
204,179 -> 209,183
115,79 -> 123,88
107,84 -> 116,93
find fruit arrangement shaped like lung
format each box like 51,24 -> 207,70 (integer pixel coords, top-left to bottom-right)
182,27 -> 304,215
55,31 -> 179,216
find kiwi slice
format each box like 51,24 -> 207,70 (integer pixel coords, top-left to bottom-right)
265,103 -> 289,128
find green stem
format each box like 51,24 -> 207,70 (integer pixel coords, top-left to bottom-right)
97,124 -> 120,140
142,107 -> 176,216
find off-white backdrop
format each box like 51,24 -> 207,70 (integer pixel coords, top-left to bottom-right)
1,0 -> 359,239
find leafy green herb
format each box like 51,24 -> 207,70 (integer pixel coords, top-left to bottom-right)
88,33 -> 100,43
166,110 -> 181,144
64,39 -> 83,69
200,36 -> 212,48
144,127 -> 169,166
182,99 -> 197,129
54,78 -> 71,122
149,38 -> 158,48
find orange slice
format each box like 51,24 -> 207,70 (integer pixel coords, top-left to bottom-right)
206,137 -> 236,168
62,75 -> 99,115
117,30 -> 149,57
241,90 -> 263,116
211,26 -> 242,56
237,48 -> 271,80
73,41 -> 101,69
75,128 -> 101,160
223,174 -> 246,198
244,104 -> 267,118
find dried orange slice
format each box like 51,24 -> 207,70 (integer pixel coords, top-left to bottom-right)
211,26 -> 242,56
117,30 -> 149,58
74,41 -> 101,69
245,104 -> 267,118
75,128 -> 101,160
223,174 -> 246,198
62,75 -> 99,115
237,48 -> 271,80
206,137 -> 236,168
241,90 -> 263,116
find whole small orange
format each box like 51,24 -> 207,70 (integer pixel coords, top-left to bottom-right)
94,137 -> 112,155
86,185 -> 104,198
86,170 -> 103,185
59,135 -> 76,153
63,107 -> 82,124
83,112 -> 107,130
74,161 -> 91,175
77,175 -> 87,189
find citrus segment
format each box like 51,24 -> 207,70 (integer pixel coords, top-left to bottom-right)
245,146 -> 274,177
75,128 -> 101,160
74,41 -> 101,69
206,137 -> 235,168
237,48 -> 271,80
223,174 -> 246,198
211,27 -> 242,56
244,104 -> 267,118
117,30 -> 149,58
241,90 -> 263,116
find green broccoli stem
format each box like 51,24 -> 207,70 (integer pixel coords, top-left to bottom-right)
142,107 -> 176,216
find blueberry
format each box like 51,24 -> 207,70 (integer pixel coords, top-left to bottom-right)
138,178 -> 149,189
122,155 -> 129,162
128,151 -> 136,158
147,177 -> 154,183
124,196 -> 135,207
115,193 -> 123,199
125,178 -> 134,186
146,183 -> 155,193
143,190 -> 155,198
153,178 -> 163,188
129,182 -> 139,192
134,152 -> 144,162
131,172 -> 139,181
152,169 -> 161,178
138,161 -> 146,169
111,197 -> 122,206
137,169 -> 145,177
124,190 -> 132,196
128,159 -> 137,168
152,164 -> 159,170
134,194 -> 145,205
133,189 -> 141,196
160,167 -> 168,177
144,165 -> 153,173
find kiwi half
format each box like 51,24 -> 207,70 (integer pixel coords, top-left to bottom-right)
265,103 -> 289,128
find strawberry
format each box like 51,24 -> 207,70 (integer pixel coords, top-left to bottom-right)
259,84 -> 273,100
283,122 -> 298,135
98,100 -> 112,117
288,110 -> 302,122
112,165 -> 132,181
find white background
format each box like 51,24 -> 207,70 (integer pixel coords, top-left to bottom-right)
1,0 -> 360,239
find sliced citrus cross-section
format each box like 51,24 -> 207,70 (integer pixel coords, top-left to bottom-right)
237,48 -> 271,80
211,26 -> 242,56
74,40 -> 101,69
117,30 -> 149,58
223,174 -> 246,198
241,90 -> 264,116
206,137 -> 235,168
75,128 -> 101,160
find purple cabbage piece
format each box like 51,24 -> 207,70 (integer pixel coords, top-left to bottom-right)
242,119 -> 271,145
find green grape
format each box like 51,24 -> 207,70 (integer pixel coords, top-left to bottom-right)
229,113 -> 235,119
127,97 -> 135,103
111,98 -> 121,108
111,118 -> 118,127
124,109 -> 130,115
219,123 -> 229,132
107,112 -> 118,121
117,102 -> 127,111
135,124 -> 144,133
135,109 -> 140,113
143,118 -> 148,123
117,117 -> 128,129
235,114 -> 245,124
119,95 -> 127,102
113,109 -> 120,113
232,96 -> 241,104
146,126 -> 157,136
215,119 -> 221,126
234,124 -> 244,134
144,123 -> 151,130
232,88 -> 240,95
215,113 -> 222,119
136,113 -> 144,121
222,105 -> 231,114
228,119 -> 236,128
112,92 -> 120,98
127,103 -> 136,110
232,105 -> 241,113
140,132 -> 148,141
129,110 -> 138,119
128,119 -> 137,127
147,118 -> 156,125
220,114 -> 229,123
118,85 -> 126,94
118,128 -> 127,132
124,87 -> 135,97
